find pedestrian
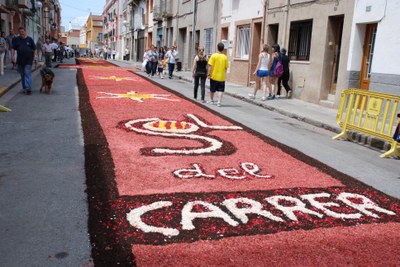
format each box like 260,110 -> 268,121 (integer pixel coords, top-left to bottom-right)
277,47 -> 292,98
268,44 -> 281,100
42,38 -> 53,68
6,29 -> 16,69
36,36 -> 43,62
0,31 -> 7,76
192,46 -> 208,103
124,47 -> 129,60
249,44 -> 271,100
165,45 -> 178,79
157,57 -> 164,79
144,45 -> 157,77
142,48 -> 149,72
151,46 -> 158,77
112,49 -> 116,60
11,26 -> 37,95
207,42 -> 229,107
51,40 -> 58,62
58,42 -> 65,63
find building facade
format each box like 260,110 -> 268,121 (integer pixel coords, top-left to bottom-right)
86,14 -> 103,53
346,0 -> 400,99
261,0 -> 354,107
219,0 -> 265,87
103,0 -> 120,57
126,0 -> 146,61
0,0 -> 61,45
95,0 -> 399,107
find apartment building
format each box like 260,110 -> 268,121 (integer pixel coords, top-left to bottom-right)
0,0 -> 61,44
86,14 -> 103,53
103,0 -> 120,55
98,0 -> 398,107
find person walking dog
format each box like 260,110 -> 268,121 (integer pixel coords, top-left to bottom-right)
11,26 -> 37,95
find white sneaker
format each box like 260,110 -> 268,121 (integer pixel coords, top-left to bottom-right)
217,102 -> 221,107
261,96 -> 266,101
248,93 -> 255,99
207,100 -> 214,105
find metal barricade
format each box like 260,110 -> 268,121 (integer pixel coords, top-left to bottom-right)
333,89 -> 400,158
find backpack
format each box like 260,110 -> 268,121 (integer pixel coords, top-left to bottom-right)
274,54 -> 284,77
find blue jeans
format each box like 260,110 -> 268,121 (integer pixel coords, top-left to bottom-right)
18,64 -> 33,90
168,63 -> 175,78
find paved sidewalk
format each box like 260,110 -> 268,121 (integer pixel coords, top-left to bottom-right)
0,60 -> 46,98
0,58 -> 74,105
109,59 -> 340,133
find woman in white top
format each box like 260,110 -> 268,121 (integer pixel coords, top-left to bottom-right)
249,44 -> 271,100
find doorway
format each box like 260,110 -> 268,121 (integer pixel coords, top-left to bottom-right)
178,27 -> 187,69
250,21 -> 262,87
359,23 -> 377,90
329,16 -> 344,95
221,27 -> 228,55
267,24 -> 279,46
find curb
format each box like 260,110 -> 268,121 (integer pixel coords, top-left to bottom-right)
174,73 -> 342,134
0,64 -> 44,98
107,60 -> 394,154
173,73 -> 393,153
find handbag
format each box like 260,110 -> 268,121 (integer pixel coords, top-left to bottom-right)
141,59 -> 148,71
274,54 -> 284,77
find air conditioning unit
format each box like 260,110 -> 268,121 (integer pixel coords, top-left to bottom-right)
18,0 -> 29,9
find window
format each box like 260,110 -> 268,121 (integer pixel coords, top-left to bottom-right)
288,20 -> 313,61
235,25 -> 250,59
204,28 -> 213,56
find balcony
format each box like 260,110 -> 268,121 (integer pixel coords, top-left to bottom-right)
153,4 -> 162,22
162,0 -> 173,18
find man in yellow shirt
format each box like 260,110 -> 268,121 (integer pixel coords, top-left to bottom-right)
207,42 -> 229,107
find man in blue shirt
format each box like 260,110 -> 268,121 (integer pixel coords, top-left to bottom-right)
11,26 -> 37,95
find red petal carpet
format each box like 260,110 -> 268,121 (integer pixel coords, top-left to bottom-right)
65,58 -> 400,266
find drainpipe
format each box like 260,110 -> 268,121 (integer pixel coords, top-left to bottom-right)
191,0 -> 197,63
175,0 -> 180,46
261,0 -> 267,44
281,0 -> 289,46
213,0 -> 219,50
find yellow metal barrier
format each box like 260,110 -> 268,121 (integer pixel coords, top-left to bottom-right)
333,89 -> 400,158
0,105 -> 12,112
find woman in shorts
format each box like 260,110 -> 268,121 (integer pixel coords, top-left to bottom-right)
268,44 -> 281,100
249,44 -> 271,100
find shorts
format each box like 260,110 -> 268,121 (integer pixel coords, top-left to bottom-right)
256,69 -> 269,77
210,79 -> 225,92
158,67 -> 163,73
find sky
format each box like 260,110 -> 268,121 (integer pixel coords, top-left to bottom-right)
60,0 -> 104,30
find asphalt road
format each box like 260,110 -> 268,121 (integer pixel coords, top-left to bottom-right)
0,63 -> 399,266
134,71 -> 400,199
0,67 -> 92,266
